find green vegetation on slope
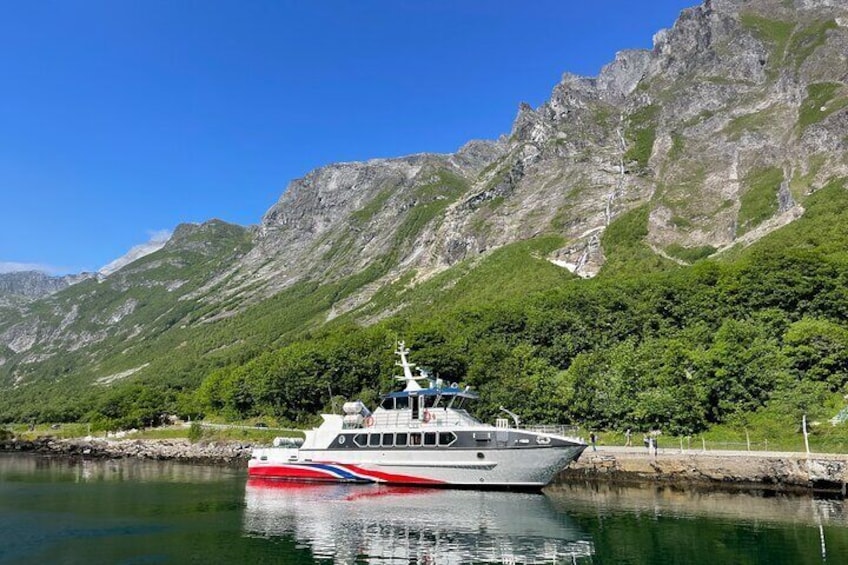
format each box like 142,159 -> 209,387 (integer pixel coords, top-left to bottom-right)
664,244 -> 717,264
737,166 -> 782,235
798,82 -> 847,130
600,205 -> 677,276
739,14 -> 794,63
623,105 -> 658,171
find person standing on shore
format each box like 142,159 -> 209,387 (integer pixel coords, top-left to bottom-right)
589,432 -> 597,451
624,428 -> 632,447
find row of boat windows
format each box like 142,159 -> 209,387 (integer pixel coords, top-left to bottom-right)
340,432 -> 457,448
378,396 -> 471,410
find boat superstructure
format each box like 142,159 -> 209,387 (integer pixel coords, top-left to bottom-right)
248,342 -> 587,488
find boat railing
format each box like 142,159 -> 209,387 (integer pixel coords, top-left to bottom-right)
522,424 -> 581,437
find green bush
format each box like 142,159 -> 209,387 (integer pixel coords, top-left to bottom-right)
188,422 -> 204,443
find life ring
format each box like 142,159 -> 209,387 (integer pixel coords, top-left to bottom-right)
423,410 -> 433,423
364,416 -> 375,427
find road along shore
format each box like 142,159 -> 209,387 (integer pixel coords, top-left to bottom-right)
556,446 -> 848,496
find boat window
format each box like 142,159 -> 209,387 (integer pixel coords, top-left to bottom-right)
380,397 -> 394,409
381,433 -> 393,447
409,433 -> 422,447
422,395 -> 435,409
396,433 -> 408,446
439,432 -> 457,446
395,396 -> 409,409
424,432 -> 437,446
353,434 -> 368,447
411,395 -> 420,420
368,434 -> 380,447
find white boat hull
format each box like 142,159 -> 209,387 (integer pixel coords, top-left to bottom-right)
248,444 -> 585,488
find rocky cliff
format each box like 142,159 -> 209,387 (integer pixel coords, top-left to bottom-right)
0,271 -> 92,304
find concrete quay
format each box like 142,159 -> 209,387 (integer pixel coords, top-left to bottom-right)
557,445 -> 848,495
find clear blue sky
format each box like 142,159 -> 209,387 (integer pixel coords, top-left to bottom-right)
0,0 -> 696,274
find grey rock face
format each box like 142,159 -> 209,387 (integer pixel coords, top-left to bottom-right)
0,271 -> 91,301
597,50 -> 653,101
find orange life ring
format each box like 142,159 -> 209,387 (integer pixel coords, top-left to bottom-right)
364,416 -> 375,427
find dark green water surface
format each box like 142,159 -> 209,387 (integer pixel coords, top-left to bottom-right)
1,454 -> 847,564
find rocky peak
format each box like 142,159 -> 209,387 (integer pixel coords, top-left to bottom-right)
596,50 -> 653,101
452,139 -> 508,173
0,271 -> 91,301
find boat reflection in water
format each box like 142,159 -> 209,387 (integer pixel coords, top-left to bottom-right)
243,479 -> 594,564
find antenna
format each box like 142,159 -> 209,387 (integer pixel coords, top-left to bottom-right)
394,341 -> 429,391
328,383 -> 337,414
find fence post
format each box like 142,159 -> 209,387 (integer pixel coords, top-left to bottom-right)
702,437 -> 706,452
680,437 -> 683,453
746,429 -> 750,452
803,414 -> 811,457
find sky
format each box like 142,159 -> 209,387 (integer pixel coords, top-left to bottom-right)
0,0 -> 697,275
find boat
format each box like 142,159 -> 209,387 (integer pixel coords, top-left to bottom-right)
248,342 -> 587,488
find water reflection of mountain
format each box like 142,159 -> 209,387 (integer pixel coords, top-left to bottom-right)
243,480 -> 594,564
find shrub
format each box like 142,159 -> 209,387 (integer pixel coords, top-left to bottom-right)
188,422 -> 204,443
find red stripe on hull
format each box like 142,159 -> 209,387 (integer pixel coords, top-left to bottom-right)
249,465 -> 348,481
248,462 -> 445,486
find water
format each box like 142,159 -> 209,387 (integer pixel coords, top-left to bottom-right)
1,454 -> 847,564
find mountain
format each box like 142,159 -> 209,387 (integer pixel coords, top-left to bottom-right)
2,0 -> 848,428
0,271 -> 93,305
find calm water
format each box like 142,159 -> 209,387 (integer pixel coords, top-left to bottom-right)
1,454 -> 847,564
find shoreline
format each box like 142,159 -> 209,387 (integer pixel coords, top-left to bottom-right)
3,437 -> 847,495
0,436 -> 253,466
555,446 -> 848,496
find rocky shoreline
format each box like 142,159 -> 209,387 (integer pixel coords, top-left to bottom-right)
556,448 -> 848,496
0,436 -> 253,465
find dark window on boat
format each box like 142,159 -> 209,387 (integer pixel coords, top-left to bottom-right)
422,395 -> 435,409
382,433 -> 393,447
439,432 -> 456,446
369,434 -> 380,447
395,396 -> 409,409
396,433 -> 408,446
353,434 -> 367,447
424,432 -> 437,446
409,433 -> 422,447
411,395 -> 420,420
380,397 -> 394,409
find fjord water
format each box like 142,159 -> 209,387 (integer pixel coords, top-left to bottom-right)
2,454 -> 847,564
